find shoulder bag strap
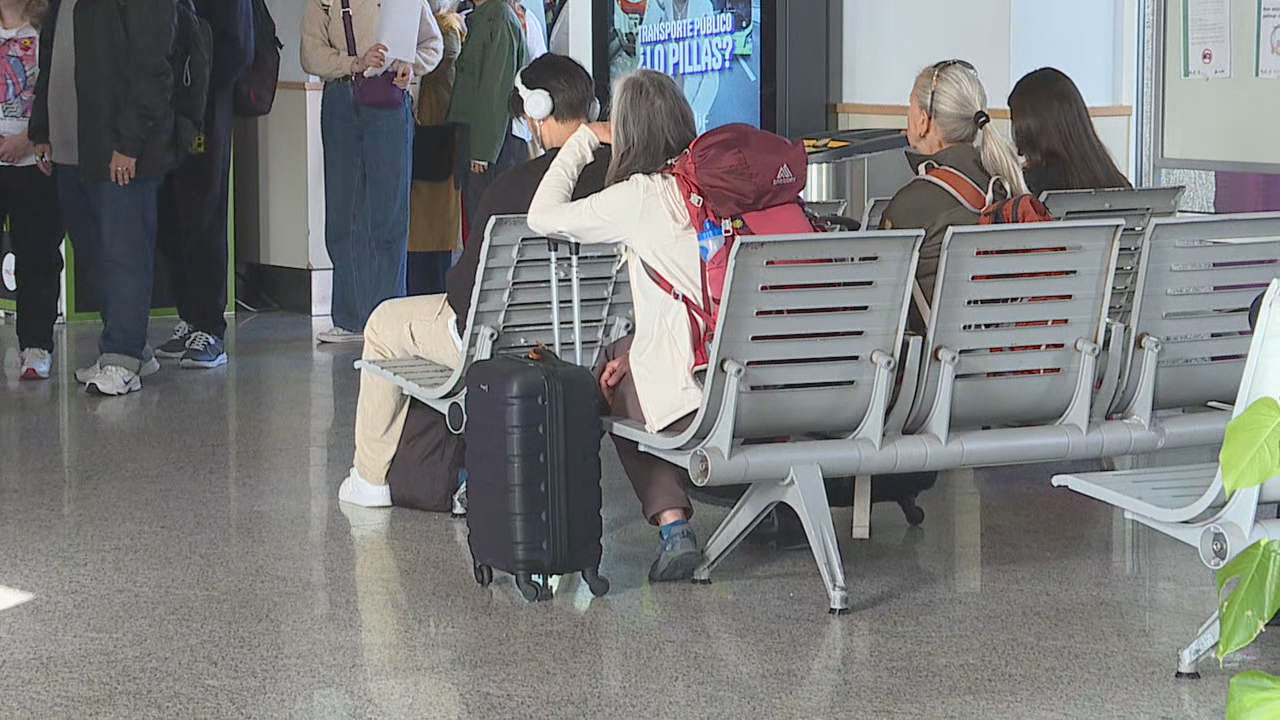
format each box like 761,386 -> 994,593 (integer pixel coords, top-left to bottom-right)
339,0 -> 358,58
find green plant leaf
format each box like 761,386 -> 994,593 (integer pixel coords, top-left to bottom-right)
1220,397 -> 1280,497
1217,539 -> 1280,659
1227,671 -> 1280,720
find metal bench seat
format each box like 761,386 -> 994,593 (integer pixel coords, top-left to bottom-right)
1052,282 -> 1280,677
354,215 -> 633,431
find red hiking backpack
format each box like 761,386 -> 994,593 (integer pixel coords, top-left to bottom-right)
642,123 -> 816,371
916,163 -> 1054,225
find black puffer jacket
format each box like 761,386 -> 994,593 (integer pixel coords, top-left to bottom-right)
30,0 -> 177,182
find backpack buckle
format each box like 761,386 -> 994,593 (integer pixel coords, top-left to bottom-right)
689,193 -> 704,208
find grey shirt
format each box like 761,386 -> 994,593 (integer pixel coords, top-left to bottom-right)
48,0 -> 78,166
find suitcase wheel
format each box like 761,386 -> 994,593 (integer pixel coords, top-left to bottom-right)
900,499 -> 925,527
515,574 -> 551,603
582,568 -> 610,598
473,563 -> 493,588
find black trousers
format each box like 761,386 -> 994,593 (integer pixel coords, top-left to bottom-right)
2,164 -> 63,352
462,133 -> 527,234
158,88 -> 234,338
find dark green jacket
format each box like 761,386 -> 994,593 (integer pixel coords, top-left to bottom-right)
31,0 -> 178,182
447,0 -> 527,165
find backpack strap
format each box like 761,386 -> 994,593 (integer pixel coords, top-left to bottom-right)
639,259 -> 715,357
916,162 -> 989,213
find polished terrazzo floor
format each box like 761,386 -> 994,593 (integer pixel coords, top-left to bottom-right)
0,313 -> 1268,718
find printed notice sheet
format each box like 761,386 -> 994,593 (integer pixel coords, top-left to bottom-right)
1184,0 -> 1233,78
371,0 -> 420,74
1260,0 -> 1280,78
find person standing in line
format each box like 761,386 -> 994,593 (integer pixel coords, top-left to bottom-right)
406,0 -> 465,296
0,0 -> 62,381
447,0 -> 526,223
154,0 -> 254,369
302,0 -> 443,344
30,0 -> 177,396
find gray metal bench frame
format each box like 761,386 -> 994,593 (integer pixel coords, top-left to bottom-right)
1054,281 -> 1280,677
614,219 -> 1233,612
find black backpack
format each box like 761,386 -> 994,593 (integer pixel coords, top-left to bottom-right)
115,0 -> 211,156
233,0 -> 284,117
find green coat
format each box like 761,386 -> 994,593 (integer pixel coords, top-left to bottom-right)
447,1 -> 528,165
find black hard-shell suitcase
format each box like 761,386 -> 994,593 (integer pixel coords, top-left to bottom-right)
465,239 -> 610,602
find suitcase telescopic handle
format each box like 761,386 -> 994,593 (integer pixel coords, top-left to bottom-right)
545,235 -> 585,366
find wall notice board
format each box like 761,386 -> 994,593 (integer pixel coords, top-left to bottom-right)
1159,0 -> 1280,172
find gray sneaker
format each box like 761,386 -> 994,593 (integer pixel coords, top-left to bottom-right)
155,320 -> 195,359
180,332 -> 228,369
649,524 -> 702,583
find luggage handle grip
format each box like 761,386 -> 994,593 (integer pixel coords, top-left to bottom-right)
543,234 -> 585,365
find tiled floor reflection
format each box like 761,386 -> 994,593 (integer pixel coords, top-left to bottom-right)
0,313 -> 1266,718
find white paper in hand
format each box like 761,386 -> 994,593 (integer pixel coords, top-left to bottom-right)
372,0 -> 420,73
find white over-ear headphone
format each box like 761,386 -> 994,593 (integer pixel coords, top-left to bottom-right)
515,70 -> 554,122
516,68 -> 602,123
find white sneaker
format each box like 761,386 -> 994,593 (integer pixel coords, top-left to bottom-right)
338,468 -> 392,508
19,348 -> 52,381
83,364 -> 141,396
76,355 -> 160,384
317,327 -> 364,345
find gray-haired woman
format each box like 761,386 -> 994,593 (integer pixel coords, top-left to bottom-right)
527,69 -> 705,583
881,59 -> 1028,297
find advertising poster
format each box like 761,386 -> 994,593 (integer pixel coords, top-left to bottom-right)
1260,0 -> 1280,78
1183,0 -> 1233,79
607,0 -> 763,132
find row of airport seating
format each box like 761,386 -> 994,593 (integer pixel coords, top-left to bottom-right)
356,191 -> 1280,663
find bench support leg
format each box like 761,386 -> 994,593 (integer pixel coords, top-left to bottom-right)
852,476 -> 872,540
1176,611 -> 1219,679
693,464 -> 850,614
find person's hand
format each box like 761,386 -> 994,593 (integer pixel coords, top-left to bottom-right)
109,151 -> 137,186
0,131 -> 34,164
392,61 -> 414,90
351,43 -> 388,75
587,121 -> 612,145
33,143 -> 52,175
470,161 -> 487,174
599,353 -> 630,404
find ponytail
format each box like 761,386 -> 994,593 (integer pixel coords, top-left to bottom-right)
914,61 -> 1029,197
976,123 -> 1029,197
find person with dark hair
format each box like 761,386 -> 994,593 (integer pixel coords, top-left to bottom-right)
1,0 -> 62,381
1008,67 -> 1132,196
154,0 -> 255,369
527,69 -> 706,583
339,53 -> 609,509
31,0 -> 177,395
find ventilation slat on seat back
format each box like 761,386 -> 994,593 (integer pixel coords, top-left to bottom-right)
465,215 -> 627,367
919,220 -> 1123,430
710,231 -> 922,439
1042,187 -> 1183,328
1124,213 -> 1280,411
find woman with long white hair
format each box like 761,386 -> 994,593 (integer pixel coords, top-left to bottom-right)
881,59 -> 1028,295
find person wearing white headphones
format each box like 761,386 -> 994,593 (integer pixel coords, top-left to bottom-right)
339,53 -> 611,509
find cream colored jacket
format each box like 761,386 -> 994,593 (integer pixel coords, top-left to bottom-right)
301,0 -> 443,81
529,126 -> 704,432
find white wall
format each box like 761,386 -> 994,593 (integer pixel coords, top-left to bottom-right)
842,0 -> 1130,108
267,0 -> 309,83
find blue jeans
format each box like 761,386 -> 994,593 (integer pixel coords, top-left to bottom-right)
57,164 -> 161,373
321,82 -> 413,332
